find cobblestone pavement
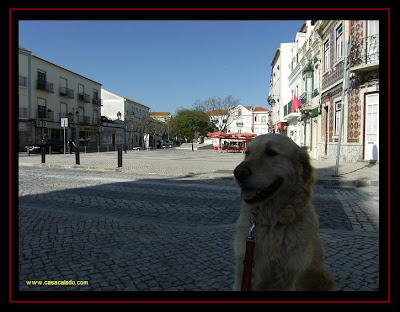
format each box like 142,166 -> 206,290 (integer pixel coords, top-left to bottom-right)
17,150 -> 380,294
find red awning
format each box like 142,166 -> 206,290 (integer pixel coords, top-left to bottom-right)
206,131 -> 230,138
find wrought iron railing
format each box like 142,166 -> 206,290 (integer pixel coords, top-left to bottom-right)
37,80 -> 54,93
78,93 -> 91,103
350,34 -> 379,67
36,109 -> 54,120
92,97 -> 102,105
299,92 -> 312,108
59,87 -> 75,99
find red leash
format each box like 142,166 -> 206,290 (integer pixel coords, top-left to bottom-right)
241,219 -> 256,291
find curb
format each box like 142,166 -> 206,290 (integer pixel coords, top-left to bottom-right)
20,163 -> 123,172
20,163 -> 378,187
315,178 -> 379,187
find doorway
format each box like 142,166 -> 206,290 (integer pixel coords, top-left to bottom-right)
364,93 -> 379,162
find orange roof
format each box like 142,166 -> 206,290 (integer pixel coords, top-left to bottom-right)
208,109 -> 228,115
149,112 -> 171,116
254,107 -> 268,112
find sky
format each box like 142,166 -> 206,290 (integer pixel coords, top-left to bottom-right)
19,20 -> 304,115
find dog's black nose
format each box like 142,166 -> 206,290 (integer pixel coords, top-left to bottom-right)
234,164 -> 251,182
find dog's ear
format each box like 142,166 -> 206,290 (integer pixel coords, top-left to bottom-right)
298,147 -> 315,195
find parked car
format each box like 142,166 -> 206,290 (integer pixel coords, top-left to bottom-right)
26,139 -> 65,154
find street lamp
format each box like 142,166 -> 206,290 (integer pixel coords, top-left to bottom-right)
303,62 -> 314,79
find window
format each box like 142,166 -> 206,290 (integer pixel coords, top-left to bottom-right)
334,101 -> 342,135
37,70 -> 46,90
324,40 -> 330,72
37,70 -> 46,82
60,102 -> 68,119
78,84 -> 84,93
116,132 -> 124,144
37,97 -> 46,118
336,24 -> 343,60
261,116 -> 266,124
60,77 -> 67,90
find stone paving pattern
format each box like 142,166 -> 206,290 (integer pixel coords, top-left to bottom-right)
17,149 -> 380,292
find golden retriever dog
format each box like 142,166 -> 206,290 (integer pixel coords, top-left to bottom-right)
233,134 -> 336,291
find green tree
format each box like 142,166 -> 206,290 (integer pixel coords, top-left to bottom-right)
169,108 -> 212,141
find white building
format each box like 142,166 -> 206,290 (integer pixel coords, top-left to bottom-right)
285,24 -> 308,146
278,20 -> 321,155
267,42 -> 294,134
208,105 -> 269,136
18,46 -> 32,150
101,89 -> 150,149
18,46 -> 102,151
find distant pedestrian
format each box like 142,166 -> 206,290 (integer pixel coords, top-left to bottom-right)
67,138 -> 76,154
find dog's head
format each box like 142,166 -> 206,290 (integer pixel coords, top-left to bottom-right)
234,134 -> 315,204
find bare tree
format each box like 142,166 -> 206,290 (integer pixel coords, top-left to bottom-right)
135,116 -> 166,149
193,96 -> 241,132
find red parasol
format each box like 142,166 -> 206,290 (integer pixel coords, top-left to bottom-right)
207,131 -> 230,138
238,132 -> 257,138
207,131 -> 230,153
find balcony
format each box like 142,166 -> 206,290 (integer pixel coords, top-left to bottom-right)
36,109 -> 54,120
350,34 -> 379,72
36,80 -> 54,93
59,87 -> 75,99
283,100 -> 300,121
92,97 -> 102,105
78,93 -> 91,103
299,92 -> 313,112
73,115 -> 91,125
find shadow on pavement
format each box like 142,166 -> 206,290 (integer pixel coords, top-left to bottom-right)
16,165 -> 382,299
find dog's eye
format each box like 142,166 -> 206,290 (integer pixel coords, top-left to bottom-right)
266,149 -> 278,157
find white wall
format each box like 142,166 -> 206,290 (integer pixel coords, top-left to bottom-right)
18,50 -> 31,117
101,89 -> 124,121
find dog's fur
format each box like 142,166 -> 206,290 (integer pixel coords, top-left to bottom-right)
233,134 -> 336,291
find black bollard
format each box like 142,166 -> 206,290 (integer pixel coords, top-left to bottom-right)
75,146 -> 80,165
118,146 -> 123,167
41,147 -> 46,163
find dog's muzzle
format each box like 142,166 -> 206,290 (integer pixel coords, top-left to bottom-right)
234,164 -> 283,203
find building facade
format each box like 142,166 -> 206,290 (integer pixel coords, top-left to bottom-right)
268,42 -> 294,134
316,20 -> 379,163
18,46 -> 32,150
209,105 -> 269,136
288,20 -> 321,159
268,20 -> 379,163
101,89 -> 150,150
149,112 -> 172,124
18,46 -> 102,152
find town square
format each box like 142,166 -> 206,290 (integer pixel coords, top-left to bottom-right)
12,13 -> 387,302
18,149 -> 380,294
